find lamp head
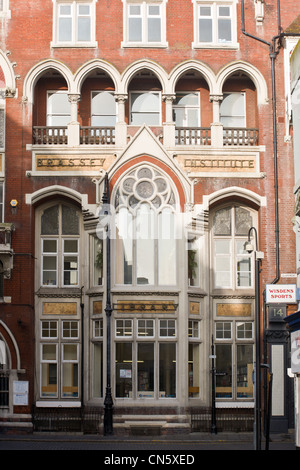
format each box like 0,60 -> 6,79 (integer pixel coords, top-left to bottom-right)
244,240 -> 254,254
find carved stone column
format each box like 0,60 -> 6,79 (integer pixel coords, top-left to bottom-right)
68,94 -> 81,146
209,94 -> 224,148
115,94 -> 128,147
162,94 -> 176,147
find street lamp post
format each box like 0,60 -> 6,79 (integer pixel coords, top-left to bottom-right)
102,173 -> 113,435
210,335 -> 217,434
244,227 -> 263,450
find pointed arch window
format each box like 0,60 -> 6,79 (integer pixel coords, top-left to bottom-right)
114,165 -> 177,286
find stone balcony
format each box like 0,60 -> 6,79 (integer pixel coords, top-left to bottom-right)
32,122 -> 259,149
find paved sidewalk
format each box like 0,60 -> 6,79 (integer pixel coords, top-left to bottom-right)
0,431 -> 296,451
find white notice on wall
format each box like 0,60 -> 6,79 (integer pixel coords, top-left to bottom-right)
13,381 -> 29,406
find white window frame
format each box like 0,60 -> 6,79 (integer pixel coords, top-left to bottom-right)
41,320 -> 59,340
52,0 -> 97,48
220,92 -> 246,128
188,320 -> 200,339
129,90 -> 162,125
40,343 -> 58,398
122,0 -> 168,48
91,91 -> 117,127
61,343 -> 79,398
47,91 -> 71,127
212,205 -> 255,291
192,0 -> 238,49
62,320 -> 80,339
159,319 -> 176,338
114,318 -> 177,400
0,0 -> 11,18
214,317 -> 254,401
40,204 -> 80,288
173,92 -> 201,128
62,238 -> 79,287
42,238 -> 58,287
115,319 -> 133,338
93,319 -> 103,338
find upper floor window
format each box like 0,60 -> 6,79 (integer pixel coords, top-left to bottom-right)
130,91 -> 161,125
91,91 -> 117,127
47,91 -> 71,127
122,0 -> 168,48
220,92 -> 246,128
40,203 -> 80,287
212,205 -> 255,290
193,0 -> 238,49
52,0 -> 97,47
173,92 -> 200,128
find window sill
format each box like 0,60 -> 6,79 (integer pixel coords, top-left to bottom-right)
36,401 -> 81,408
51,41 -> 98,49
192,42 -> 239,50
36,287 -> 82,298
211,288 -> 255,297
121,41 -> 168,48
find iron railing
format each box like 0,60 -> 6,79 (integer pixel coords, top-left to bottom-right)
32,406 -> 103,433
191,407 -> 254,432
0,369 -> 9,407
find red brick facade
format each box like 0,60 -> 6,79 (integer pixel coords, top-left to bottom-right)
0,0 -> 299,434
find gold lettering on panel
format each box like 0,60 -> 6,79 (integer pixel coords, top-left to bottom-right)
35,155 -> 116,172
115,300 -> 176,313
176,155 -> 257,173
42,302 -> 77,315
217,303 -> 251,317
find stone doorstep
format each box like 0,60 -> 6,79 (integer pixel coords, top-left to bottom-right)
114,414 -> 191,431
114,414 -> 190,423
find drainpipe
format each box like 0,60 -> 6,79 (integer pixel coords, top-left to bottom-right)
241,0 -> 280,449
241,0 -> 300,445
241,0 -> 280,284
80,286 -> 84,410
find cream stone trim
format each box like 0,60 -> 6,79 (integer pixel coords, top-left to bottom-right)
120,59 -> 168,95
0,320 -> 22,370
0,49 -> 16,95
74,59 -> 121,94
216,60 -> 269,105
25,184 -> 96,216
22,59 -> 73,105
202,186 -> 267,210
168,60 -> 216,95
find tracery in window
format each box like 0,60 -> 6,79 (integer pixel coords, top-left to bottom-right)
114,164 -> 177,286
